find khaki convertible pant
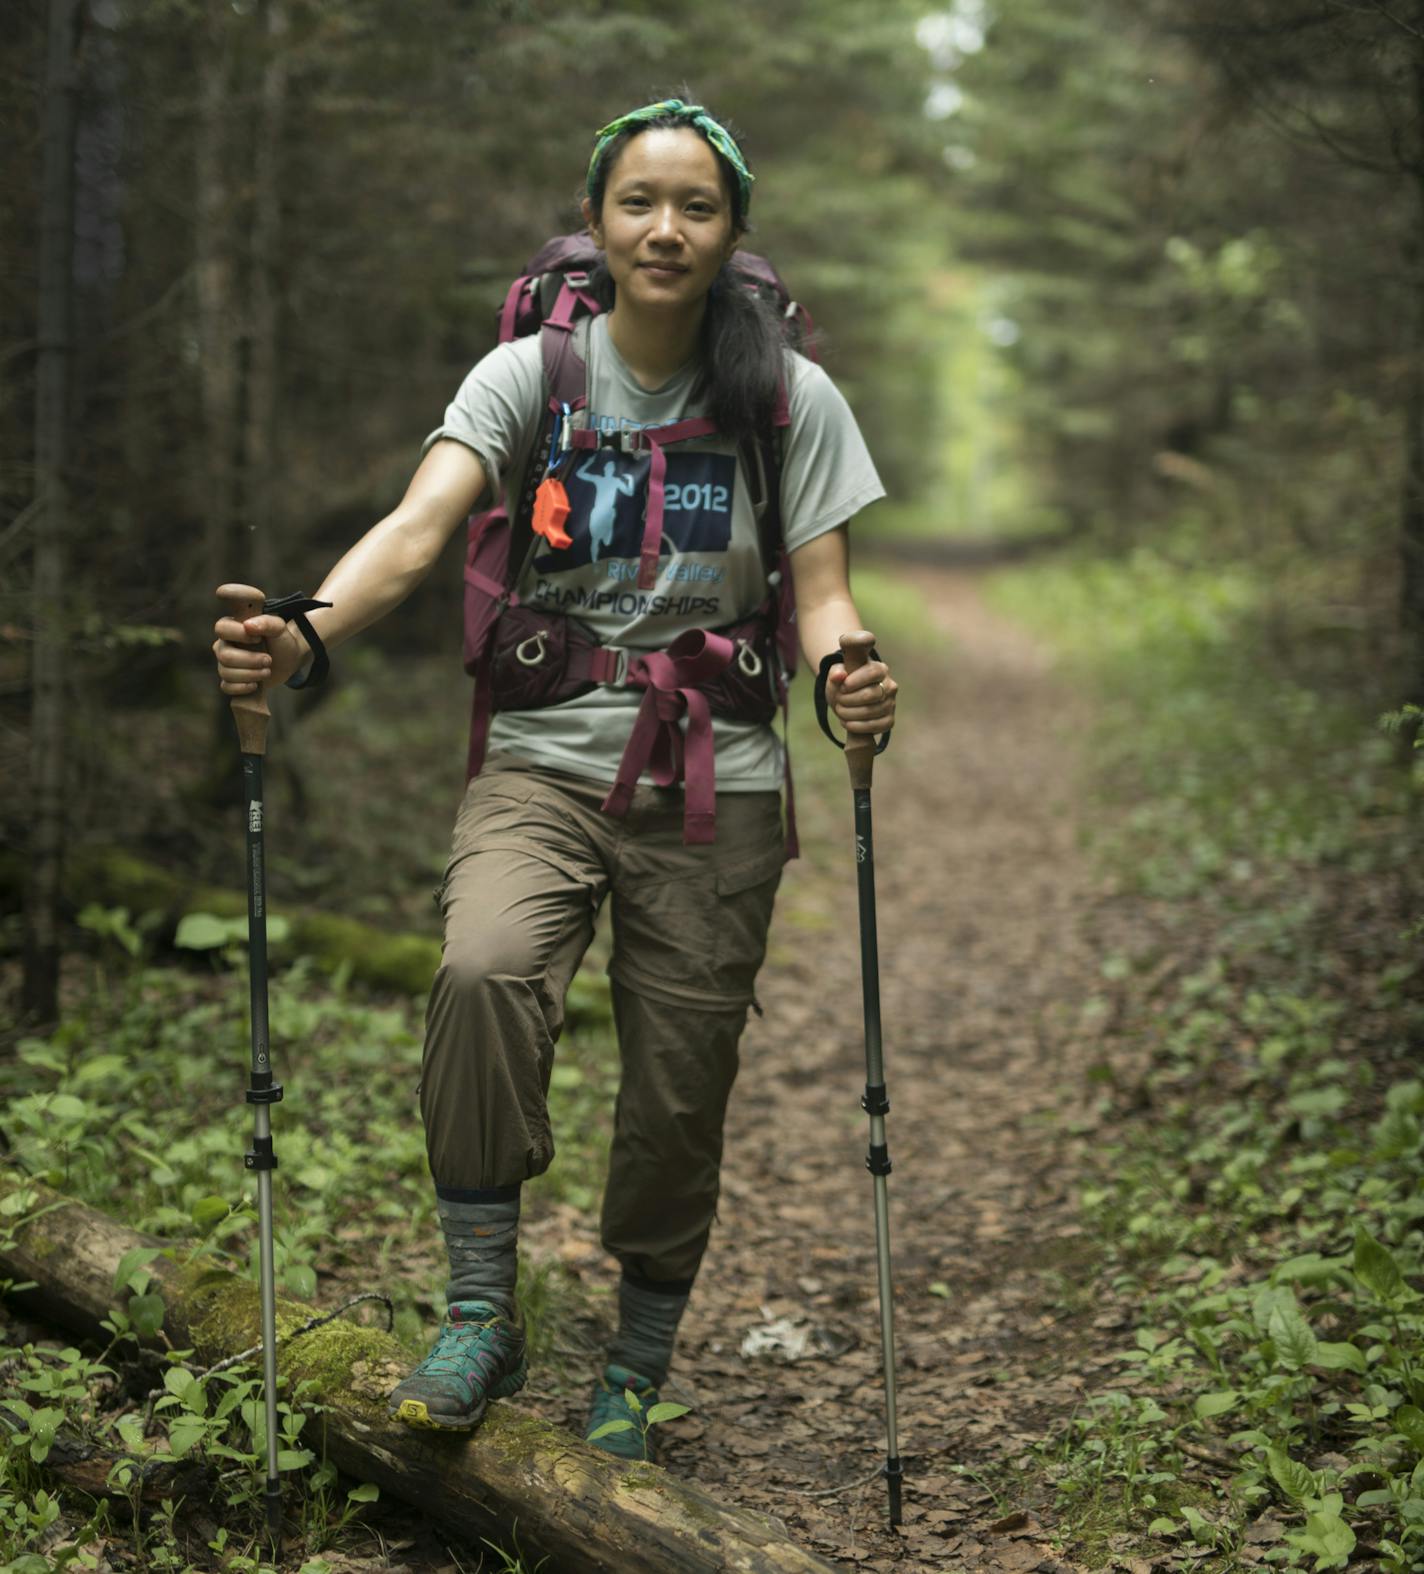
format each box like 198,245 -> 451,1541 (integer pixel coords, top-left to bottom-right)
420,754 -> 784,1285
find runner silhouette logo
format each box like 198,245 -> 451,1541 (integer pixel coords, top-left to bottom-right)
534,451 -> 736,571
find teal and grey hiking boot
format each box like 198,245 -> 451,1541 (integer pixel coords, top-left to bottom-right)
585,1363 -> 661,1462
388,1300 -> 527,1431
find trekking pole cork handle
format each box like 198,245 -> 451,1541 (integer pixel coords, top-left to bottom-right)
217,583 -> 271,757
840,631 -> 878,791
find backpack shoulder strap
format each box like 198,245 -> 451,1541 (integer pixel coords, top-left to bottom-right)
747,374 -> 793,577
541,302 -> 592,411
505,315 -> 592,588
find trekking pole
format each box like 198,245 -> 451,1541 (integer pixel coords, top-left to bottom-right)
217,583 -> 285,1539
216,583 -> 330,1539
815,630 -> 902,1528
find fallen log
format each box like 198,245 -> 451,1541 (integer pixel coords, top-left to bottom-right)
0,849 -> 613,1028
0,845 -> 441,994
0,1172 -> 836,1574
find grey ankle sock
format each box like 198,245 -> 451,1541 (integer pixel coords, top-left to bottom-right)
436,1188 -> 520,1319
609,1273 -> 691,1386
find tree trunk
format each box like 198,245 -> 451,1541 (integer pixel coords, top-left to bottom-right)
22,0 -> 84,1029
0,1174 -> 838,1574
1401,30 -> 1424,738
241,0 -> 287,594
195,0 -> 239,615
195,0 -> 259,796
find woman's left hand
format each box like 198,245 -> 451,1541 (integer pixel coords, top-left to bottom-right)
827,653 -> 899,736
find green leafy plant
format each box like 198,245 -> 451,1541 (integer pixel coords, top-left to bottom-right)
75,904 -> 149,960
478,1519 -> 550,1574
174,912 -> 291,952
586,1386 -> 691,1455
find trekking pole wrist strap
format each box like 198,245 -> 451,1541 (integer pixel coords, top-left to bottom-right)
814,648 -> 891,754
262,592 -> 334,690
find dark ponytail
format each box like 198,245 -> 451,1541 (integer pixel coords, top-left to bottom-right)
699,266 -> 789,447
584,104 -> 790,447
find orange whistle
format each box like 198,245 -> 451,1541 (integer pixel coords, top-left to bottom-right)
532,477 -> 572,548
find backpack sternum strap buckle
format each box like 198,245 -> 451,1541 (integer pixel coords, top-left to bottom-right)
568,427 -> 646,456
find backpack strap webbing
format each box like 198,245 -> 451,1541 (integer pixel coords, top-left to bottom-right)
540,311 -> 591,417
599,630 -> 748,843
463,391 -> 557,779
498,275 -> 532,342
751,381 -> 797,857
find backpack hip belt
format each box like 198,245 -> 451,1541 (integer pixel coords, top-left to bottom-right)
481,599 -> 784,847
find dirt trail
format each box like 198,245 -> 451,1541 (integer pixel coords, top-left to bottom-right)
532,567 -> 1125,1570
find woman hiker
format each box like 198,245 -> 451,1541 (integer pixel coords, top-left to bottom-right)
212,98 -> 898,1462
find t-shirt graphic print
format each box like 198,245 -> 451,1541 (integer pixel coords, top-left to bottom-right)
532,447 -> 737,627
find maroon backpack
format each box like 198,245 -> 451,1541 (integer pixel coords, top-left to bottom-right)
461,233 -> 817,854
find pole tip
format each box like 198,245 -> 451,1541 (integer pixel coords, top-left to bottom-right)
264,1480 -> 283,1540
885,1456 -> 904,1527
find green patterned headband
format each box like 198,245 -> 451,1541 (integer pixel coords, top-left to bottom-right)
586,98 -> 755,214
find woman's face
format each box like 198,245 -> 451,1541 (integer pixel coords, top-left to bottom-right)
583,127 -> 740,317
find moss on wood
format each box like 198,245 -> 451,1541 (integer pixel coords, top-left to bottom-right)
0,846 -> 441,994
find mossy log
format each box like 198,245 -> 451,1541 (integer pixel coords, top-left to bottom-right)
0,845 -> 441,994
0,1173 -> 836,1574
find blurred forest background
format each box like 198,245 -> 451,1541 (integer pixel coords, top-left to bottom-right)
5,2 -> 1424,1570
5,0 -> 1422,1016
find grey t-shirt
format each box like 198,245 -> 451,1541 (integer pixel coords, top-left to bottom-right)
425,314 -> 884,790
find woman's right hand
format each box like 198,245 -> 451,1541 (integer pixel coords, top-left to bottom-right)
212,612 -> 307,695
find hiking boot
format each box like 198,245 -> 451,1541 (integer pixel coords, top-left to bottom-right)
388,1300 -> 527,1431
585,1362 -> 661,1462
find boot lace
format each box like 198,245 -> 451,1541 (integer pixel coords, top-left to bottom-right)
418,1312 -> 514,1390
